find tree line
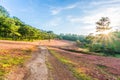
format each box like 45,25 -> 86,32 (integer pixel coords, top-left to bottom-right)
0,5 -> 56,41
59,34 -> 86,42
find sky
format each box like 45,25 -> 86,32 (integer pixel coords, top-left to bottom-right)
0,0 -> 120,35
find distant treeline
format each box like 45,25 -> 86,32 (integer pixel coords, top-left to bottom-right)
0,5 -> 56,41
59,34 -> 86,42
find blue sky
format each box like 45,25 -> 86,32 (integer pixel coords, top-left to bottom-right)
0,0 -> 120,35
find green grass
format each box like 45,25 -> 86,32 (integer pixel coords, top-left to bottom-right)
46,61 -> 54,80
0,49 -> 32,79
0,54 -> 26,78
114,54 -> 120,58
79,48 -> 120,58
100,52 -> 120,58
49,49 -> 94,80
117,77 -> 120,80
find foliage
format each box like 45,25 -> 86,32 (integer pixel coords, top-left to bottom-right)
76,40 -> 81,47
0,54 -> 26,78
96,17 -> 111,32
0,5 -> 9,17
85,17 -> 120,55
59,33 -> 86,42
58,34 -> 90,48
0,5 -> 56,41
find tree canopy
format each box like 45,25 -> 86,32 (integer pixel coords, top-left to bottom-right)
0,5 -> 9,17
96,17 -> 111,32
0,5 -> 56,41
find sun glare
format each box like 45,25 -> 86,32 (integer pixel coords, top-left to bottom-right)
92,29 -> 115,46
102,30 -> 111,35
94,30 -> 111,35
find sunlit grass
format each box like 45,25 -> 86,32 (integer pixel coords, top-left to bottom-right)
46,59 -> 54,80
0,54 -> 25,78
0,48 -> 33,79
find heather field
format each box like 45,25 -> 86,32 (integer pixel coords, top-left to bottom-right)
0,0 -> 120,79
0,40 -> 38,79
48,48 -> 120,80
31,40 -> 120,80
0,40 -> 120,80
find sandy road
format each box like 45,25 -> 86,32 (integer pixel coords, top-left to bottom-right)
24,46 -> 48,80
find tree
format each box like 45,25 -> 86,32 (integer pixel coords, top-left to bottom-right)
0,5 -> 9,17
13,16 -> 24,26
96,17 -> 111,32
0,5 -> 57,41
95,17 -> 112,44
88,17 -> 120,55
47,31 -> 54,42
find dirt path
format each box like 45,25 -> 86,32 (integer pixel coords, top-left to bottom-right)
24,46 -> 77,80
24,46 -> 48,80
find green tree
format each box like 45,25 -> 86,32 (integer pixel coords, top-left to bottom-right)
89,17 -> 120,55
0,5 -> 57,41
0,5 -> 9,17
47,31 -> 55,42
96,17 -> 111,32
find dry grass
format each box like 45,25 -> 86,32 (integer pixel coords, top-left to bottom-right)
39,40 -> 75,47
49,47 -> 120,80
0,40 -> 38,79
49,49 -> 93,80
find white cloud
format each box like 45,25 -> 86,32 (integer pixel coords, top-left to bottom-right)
49,0 -> 120,35
67,16 -> 82,23
81,7 -> 120,28
43,17 -> 62,27
67,2 -> 120,34
51,9 -> 61,15
91,0 -> 120,6
65,3 -> 79,9
51,2 -> 79,15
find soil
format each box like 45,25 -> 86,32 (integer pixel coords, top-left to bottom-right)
24,45 -> 77,80
5,46 -> 49,80
24,46 -> 48,80
47,49 -> 77,80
